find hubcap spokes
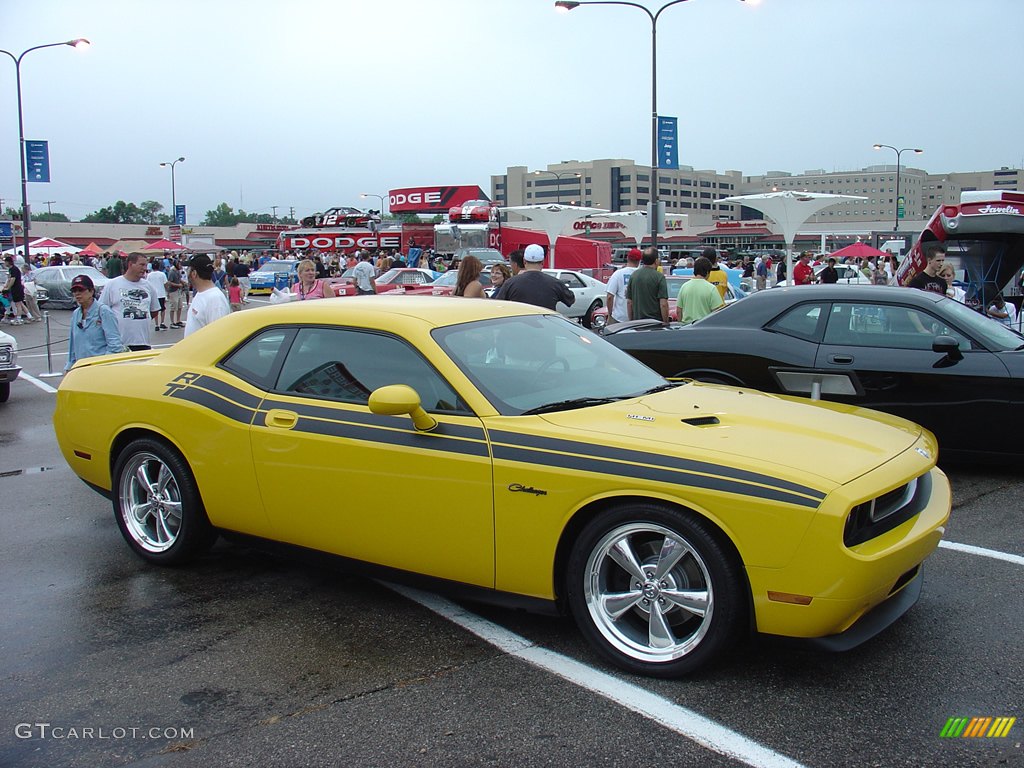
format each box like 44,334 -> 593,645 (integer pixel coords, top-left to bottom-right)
121,454 -> 182,552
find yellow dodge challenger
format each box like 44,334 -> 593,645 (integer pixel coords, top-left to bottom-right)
54,296 -> 950,677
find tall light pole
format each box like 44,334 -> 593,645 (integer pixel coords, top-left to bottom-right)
159,157 -> 185,223
873,144 -> 923,232
360,192 -> 386,214
0,38 -> 90,257
555,1 -> 752,252
533,169 -> 581,205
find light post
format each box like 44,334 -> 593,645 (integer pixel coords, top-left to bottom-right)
159,157 -> 185,223
0,38 -> 90,257
555,1 -> 751,251
872,144 -> 923,232
533,169 -> 582,205
360,192 -> 386,214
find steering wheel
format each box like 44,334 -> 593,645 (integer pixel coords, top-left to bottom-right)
538,357 -> 570,374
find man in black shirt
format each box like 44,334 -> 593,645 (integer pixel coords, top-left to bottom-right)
818,257 -> 839,284
231,258 -> 252,303
493,244 -> 575,311
907,245 -> 947,295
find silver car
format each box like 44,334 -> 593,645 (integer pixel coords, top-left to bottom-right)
0,328 -> 20,403
31,265 -> 109,309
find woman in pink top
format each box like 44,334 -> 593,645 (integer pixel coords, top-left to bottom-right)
291,259 -> 334,300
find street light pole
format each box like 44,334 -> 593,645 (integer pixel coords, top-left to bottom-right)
0,39 -> 90,258
873,144 -> 923,232
159,157 -> 186,223
556,1 -> 751,252
533,170 -> 581,204
360,193 -> 386,214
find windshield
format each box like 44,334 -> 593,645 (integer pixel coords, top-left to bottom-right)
433,314 -> 667,415
260,260 -> 296,271
939,294 -> 1024,351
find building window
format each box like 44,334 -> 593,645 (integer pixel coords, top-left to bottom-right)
637,174 -> 650,181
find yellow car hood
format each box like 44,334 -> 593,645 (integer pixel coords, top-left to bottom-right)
537,383 -> 923,487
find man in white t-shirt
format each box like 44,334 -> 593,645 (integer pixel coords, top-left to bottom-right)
147,261 -> 169,332
604,248 -> 641,324
184,254 -> 230,337
98,252 -> 161,350
351,252 -> 377,295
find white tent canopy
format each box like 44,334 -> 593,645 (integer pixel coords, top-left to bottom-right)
580,210 -> 648,246
3,237 -> 81,257
716,191 -> 866,279
501,203 -> 608,268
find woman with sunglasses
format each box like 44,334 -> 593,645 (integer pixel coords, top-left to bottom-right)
65,274 -> 124,372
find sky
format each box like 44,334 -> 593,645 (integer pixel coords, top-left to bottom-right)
1,0 -> 1022,224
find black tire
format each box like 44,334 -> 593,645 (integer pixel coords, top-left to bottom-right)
566,502 -> 745,677
111,438 -> 216,565
0,381 -> 9,403
582,300 -> 601,329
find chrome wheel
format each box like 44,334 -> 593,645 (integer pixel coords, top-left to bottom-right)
584,522 -> 713,663
118,451 -> 183,553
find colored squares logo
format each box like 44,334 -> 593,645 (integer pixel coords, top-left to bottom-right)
940,717 -> 1016,738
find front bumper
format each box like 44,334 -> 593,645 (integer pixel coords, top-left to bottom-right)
0,365 -> 22,384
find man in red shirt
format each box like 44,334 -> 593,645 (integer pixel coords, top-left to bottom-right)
793,252 -> 814,285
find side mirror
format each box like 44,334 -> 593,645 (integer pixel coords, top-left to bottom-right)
368,384 -> 437,432
933,335 -> 962,360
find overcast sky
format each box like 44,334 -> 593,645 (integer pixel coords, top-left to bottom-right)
2,0 -> 1021,223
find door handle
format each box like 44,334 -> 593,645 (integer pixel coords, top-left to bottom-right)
829,354 -> 854,364
265,409 -> 298,429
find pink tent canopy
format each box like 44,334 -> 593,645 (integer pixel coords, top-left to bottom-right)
830,242 -> 888,260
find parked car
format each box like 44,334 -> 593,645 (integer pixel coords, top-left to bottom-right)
328,267 -> 439,297
249,259 -> 299,294
591,274 -> 746,329
53,295 -> 950,677
300,207 -> 381,229
0,328 -> 20,402
604,284 -> 1024,460
451,247 -> 505,265
777,262 -> 872,287
30,266 -> 106,309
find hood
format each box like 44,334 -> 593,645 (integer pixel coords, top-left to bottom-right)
538,383 -> 922,487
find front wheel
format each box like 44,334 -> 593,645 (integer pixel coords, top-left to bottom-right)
566,503 -> 745,677
112,438 -> 216,565
582,300 -> 602,329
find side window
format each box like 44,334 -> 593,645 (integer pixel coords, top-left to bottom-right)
768,303 -> 827,342
275,327 -> 470,413
823,303 -> 973,350
221,329 -> 293,388
557,272 -> 585,289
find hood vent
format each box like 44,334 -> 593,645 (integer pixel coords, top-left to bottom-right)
681,416 -> 720,427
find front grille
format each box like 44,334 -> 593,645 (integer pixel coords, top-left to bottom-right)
844,472 -> 931,547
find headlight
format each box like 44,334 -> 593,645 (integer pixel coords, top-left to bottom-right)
0,345 -> 12,365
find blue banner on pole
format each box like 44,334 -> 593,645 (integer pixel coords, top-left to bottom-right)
657,117 -> 679,170
26,140 -> 50,182
175,205 -> 186,225
0,222 -> 12,241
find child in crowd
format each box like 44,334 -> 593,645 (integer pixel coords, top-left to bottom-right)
228,277 -> 243,312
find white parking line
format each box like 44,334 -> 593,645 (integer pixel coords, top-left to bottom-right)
19,371 -> 60,394
939,540 -> 1024,566
387,583 -> 806,768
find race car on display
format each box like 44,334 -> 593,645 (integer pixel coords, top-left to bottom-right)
54,295 -> 950,678
248,259 -> 299,294
300,207 -> 382,229
448,199 -> 498,223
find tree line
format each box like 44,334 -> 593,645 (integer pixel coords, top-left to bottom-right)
2,201 -> 298,226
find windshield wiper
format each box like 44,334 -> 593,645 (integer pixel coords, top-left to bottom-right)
640,382 -> 684,394
521,396 -> 631,416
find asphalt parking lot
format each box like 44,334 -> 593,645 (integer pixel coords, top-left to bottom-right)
1,310 -> 1021,768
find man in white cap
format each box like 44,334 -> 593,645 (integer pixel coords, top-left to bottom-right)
493,243 -> 575,311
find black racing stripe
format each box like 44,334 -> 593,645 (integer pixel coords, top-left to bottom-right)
293,415 -> 490,458
169,387 -> 257,426
261,397 -> 486,442
493,445 -> 821,509
193,375 -> 263,410
489,429 -> 825,501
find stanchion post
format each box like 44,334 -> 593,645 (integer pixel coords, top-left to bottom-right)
39,310 -> 63,379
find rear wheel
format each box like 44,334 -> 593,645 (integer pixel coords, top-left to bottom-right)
566,503 -> 745,677
112,438 -> 216,565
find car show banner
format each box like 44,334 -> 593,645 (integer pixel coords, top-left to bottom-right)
25,140 -> 50,182
657,117 -> 679,171
388,185 -> 487,214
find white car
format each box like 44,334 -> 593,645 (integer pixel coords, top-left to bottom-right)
542,269 -> 607,328
777,262 -> 872,287
0,329 -> 21,403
